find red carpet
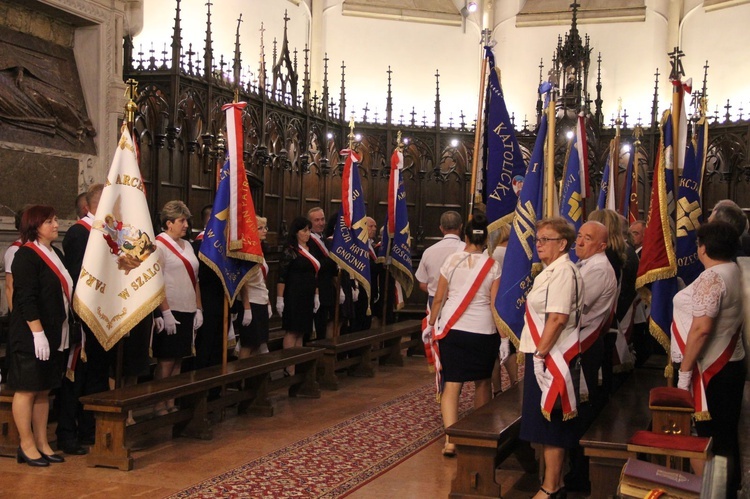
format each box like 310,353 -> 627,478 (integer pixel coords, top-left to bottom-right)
169,383 -> 474,498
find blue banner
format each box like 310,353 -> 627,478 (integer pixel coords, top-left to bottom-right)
330,157 -> 372,303
483,47 -> 526,251
494,83 -> 550,344
199,160 -> 258,305
676,119 -> 706,285
597,149 -> 612,210
378,171 -> 414,304
560,133 -> 585,263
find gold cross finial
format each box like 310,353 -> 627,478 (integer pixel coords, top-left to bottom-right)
348,116 -> 355,149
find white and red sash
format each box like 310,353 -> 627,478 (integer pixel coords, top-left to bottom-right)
525,297 -> 580,421
25,242 -> 72,304
157,233 -> 197,289
10,239 -> 21,248
580,303 -> 615,353
194,230 -> 205,241
75,218 -> 92,231
261,260 -> 269,280
310,233 -> 329,257
671,318 -> 741,420
368,240 -> 378,261
297,244 -> 321,274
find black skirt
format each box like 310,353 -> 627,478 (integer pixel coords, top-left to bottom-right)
519,353 -> 581,448
438,329 -> 499,383
236,303 -> 270,348
7,349 -> 65,392
151,310 -> 194,359
122,316 -> 153,377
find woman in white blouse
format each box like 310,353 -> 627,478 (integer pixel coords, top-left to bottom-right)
236,216 -> 272,358
424,213 -> 503,457
673,221 -> 746,496
153,201 -> 203,415
518,217 -> 583,499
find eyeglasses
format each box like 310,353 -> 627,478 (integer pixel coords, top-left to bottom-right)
536,237 -> 563,245
258,226 -> 269,231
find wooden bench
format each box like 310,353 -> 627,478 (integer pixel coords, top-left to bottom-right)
80,346 -> 322,471
445,382 -> 537,498
308,320 -> 422,390
580,368 -> 665,499
0,388 -> 19,457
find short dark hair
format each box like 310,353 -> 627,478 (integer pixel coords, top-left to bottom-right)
20,205 -> 56,243
287,216 -> 312,247
464,212 -> 488,246
200,204 -> 213,223
696,221 -> 740,262
536,217 -> 576,252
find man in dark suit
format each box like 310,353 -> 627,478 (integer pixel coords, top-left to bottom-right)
307,207 -> 337,341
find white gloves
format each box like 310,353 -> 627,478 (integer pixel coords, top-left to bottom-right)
533,356 -> 551,392
162,309 -> 180,335
339,288 -> 346,304
267,303 -> 273,317
499,337 -> 510,364
154,316 -> 164,332
276,297 -> 285,316
313,294 -> 320,313
32,331 -> 50,361
242,308 -> 253,326
422,324 -> 434,344
352,287 -> 360,302
193,309 -> 203,330
677,370 -> 692,391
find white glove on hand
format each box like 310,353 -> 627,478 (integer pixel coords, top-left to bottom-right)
154,317 -> 165,333
352,287 -> 360,302
276,297 -> 285,316
242,308 -> 253,326
422,324 -> 434,344
339,288 -> 346,304
533,356 -> 551,392
267,303 -> 273,318
162,310 -> 180,335
231,313 -> 238,322
498,337 -> 510,364
677,370 -> 692,391
313,294 -> 320,313
193,309 -> 203,330
32,331 -> 50,361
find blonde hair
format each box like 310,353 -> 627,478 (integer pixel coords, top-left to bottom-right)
588,209 -> 627,265
256,216 -> 267,226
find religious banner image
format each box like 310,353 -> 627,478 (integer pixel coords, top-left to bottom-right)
73,126 -> 165,350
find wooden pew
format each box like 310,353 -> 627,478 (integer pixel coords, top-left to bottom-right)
80,346 -> 322,471
445,382 -> 537,498
579,368 -> 665,499
308,320 -> 422,390
0,388 -> 19,457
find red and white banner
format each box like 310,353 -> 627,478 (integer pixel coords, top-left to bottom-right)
388,148 -> 403,237
340,149 -> 361,228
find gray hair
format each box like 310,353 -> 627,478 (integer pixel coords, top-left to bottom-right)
710,199 -> 748,235
439,210 -> 462,231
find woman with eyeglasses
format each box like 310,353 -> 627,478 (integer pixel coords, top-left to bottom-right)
518,217 -> 584,499
236,216 -> 272,358
422,213 -> 503,457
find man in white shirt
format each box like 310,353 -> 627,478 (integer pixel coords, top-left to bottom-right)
414,210 -> 464,307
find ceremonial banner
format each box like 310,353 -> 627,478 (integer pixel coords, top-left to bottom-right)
73,127 -> 165,351
597,141 -> 616,211
482,46 -> 526,253
387,147 -> 402,238
494,82 -> 550,345
199,160 -> 259,305
675,116 -> 706,286
559,121 -> 586,263
331,151 -> 372,309
621,145 -> 637,222
636,111 -> 678,352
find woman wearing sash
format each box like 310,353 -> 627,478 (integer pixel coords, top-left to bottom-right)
236,216 -> 272,358
8,205 -> 70,466
276,216 -> 319,373
673,221 -> 746,497
519,217 -> 583,499
424,214 -> 502,457
153,201 -> 203,415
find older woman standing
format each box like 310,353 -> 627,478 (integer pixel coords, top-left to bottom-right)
673,221 -> 746,498
153,201 -> 202,414
519,217 -> 583,499
236,216 -> 272,358
424,213 -> 502,457
9,205 -> 71,466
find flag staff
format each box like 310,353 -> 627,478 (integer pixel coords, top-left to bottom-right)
544,79 -> 557,218
468,29 -> 492,219
381,131 -> 404,327
632,124 -> 643,221
613,98 -> 622,208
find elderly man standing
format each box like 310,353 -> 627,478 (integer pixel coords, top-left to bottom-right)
415,211 -> 464,307
565,220 -> 618,493
709,199 -> 750,255
307,207 -> 337,340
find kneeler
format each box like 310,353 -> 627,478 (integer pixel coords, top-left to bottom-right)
626,387 -> 712,471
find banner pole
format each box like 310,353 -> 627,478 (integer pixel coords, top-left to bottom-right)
468,37 -> 491,220
333,270 -> 342,338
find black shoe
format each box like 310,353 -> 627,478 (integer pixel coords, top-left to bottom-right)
16,447 -> 49,467
39,451 -> 65,463
59,443 -> 88,455
537,486 -> 566,499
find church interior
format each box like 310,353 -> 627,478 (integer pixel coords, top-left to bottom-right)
1,0 -> 749,497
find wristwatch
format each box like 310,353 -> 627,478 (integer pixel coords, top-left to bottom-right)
533,350 -> 546,359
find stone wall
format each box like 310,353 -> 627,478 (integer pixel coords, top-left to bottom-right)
0,0 -> 74,47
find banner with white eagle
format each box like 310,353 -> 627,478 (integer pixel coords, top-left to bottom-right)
73,126 -> 165,351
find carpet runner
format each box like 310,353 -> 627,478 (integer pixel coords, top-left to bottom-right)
170,383 -> 474,498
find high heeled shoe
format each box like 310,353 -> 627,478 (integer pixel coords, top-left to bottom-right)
16,447 -> 49,467
537,486 -> 566,499
39,451 -> 65,463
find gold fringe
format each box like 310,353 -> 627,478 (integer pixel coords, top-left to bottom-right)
199,253 -> 260,306
65,368 -> 75,382
541,408 -> 552,421
517,352 -> 524,366
487,214 -> 513,255
328,252 -> 372,312
81,348 -> 87,363
693,410 -> 711,422
562,409 -> 578,421
580,393 -> 589,403
428,365 -> 435,374
649,318 -> 671,354
663,363 -> 674,379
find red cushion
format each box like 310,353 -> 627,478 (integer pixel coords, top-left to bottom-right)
649,387 -> 695,409
628,430 -> 710,453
